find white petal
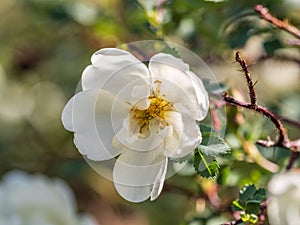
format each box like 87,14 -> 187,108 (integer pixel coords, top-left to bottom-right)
114,183 -> 152,203
150,53 -> 190,72
163,111 -> 183,156
113,149 -> 167,202
268,173 -> 300,195
169,115 -> 201,158
61,97 -> 75,132
287,203 -> 300,225
130,84 -> 150,110
187,71 -> 210,120
115,118 -> 168,151
82,48 -> 150,93
149,53 -> 209,120
150,157 -> 168,201
61,89 -> 127,161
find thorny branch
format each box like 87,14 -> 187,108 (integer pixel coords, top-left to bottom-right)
254,4 -> 300,40
235,52 -> 257,106
223,52 -> 290,145
222,52 -> 300,160
222,5 -> 300,225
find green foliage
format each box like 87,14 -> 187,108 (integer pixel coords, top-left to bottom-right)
1,0 -> 299,224
199,125 -> 231,157
192,125 -> 230,179
263,37 -> 283,55
198,133 -> 231,157
232,184 -> 266,224
198,159 -> 220,179
226,21 -> 256,49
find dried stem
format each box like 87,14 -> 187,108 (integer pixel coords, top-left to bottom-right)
254,5 -> 300,39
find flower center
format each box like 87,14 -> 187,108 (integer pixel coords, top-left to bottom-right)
129,81 -> 176,137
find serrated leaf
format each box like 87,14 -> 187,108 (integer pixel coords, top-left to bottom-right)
193,150 -> 202,172
198,160 -> 220,179
240,184 -> 256,202
198,155 -> 215,172
232,200 -> 244,211
193,150 -> 219,179
249,193 -> 265,204
198,133 -> 231,157
255,188 -> 266,197
245,202 -> 261,214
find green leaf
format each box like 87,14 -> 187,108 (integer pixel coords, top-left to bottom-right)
198,160 -> 220,179
249,188 -> 266,204
240,184 -> 256,202
227,22 -> 254,48
232,200 -> 244,211
193,150 -> 220,179
263,38 -> 283,55
255,188 -> 266,198
245,202 -> 261,214
198,133 -> 231,157
193,150 -> 202,172
199,124 -> 215,134
231,185 -> 266,223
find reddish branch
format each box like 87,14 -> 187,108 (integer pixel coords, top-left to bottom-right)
235,52 -> 257,107
223,52 -> 290,147
222,52 -> 300,172
254,5 -> 300,39
222,6 -> 300,225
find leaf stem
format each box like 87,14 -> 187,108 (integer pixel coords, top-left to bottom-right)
198,150 -> 212,175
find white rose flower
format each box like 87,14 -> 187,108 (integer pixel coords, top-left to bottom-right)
267,172 -> 300,225
0,170 -> 98,225
62,48 -> 209,202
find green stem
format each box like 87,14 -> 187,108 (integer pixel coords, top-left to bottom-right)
198,150 -> 212,175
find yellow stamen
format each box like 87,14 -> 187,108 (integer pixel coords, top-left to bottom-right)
129,80 -> 176,137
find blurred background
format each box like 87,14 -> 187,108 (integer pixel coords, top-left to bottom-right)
0,0 -> 299,224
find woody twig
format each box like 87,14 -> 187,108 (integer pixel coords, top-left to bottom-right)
222,52 -> 300,169
254,4 -> 300,39
255,4 -> 300,46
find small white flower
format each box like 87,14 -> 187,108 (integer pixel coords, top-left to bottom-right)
267,172 -> 300,225
62,48 -> 209,202
0,170 -> 98,225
